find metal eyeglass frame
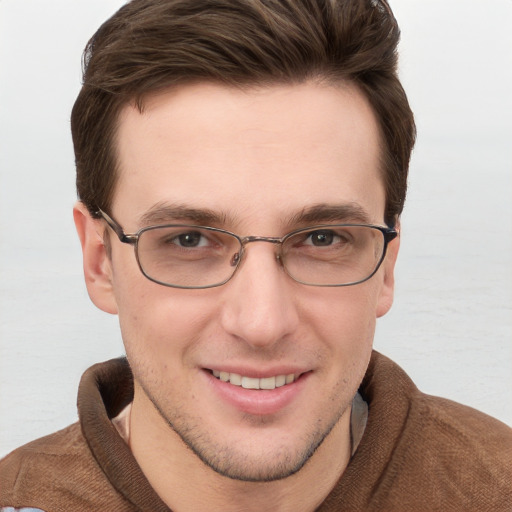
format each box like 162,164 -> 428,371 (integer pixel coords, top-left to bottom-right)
97,209 -> 398,289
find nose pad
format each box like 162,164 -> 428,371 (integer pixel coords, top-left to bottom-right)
230,252 -> 241,267
230,243 -> 283,271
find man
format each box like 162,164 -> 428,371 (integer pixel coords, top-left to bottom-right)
1,0 -> 510,510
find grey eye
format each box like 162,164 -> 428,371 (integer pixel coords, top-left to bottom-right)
307,230 -> 336,246
175,231 -> 206,247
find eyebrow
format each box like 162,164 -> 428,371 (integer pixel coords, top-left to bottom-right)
138,202 -> 229,227
137,201 -> 373,229
290,203 -> 372,225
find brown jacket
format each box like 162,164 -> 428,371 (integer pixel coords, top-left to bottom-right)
1,352 -> 511,511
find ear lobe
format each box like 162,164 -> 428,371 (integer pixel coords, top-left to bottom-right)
73,202 -> 118,314
376,226 -> 400,318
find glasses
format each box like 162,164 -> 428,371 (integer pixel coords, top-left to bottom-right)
98,209 -> 398,289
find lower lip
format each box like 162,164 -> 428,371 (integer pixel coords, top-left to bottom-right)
204,370 -> 310,416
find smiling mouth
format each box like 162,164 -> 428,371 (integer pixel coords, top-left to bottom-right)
211,370 -> 299,390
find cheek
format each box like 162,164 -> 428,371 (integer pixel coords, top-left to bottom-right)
302,284 -> 381,354
111,264 -> 214,368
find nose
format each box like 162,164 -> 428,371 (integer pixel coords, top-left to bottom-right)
220,243 -> 299,350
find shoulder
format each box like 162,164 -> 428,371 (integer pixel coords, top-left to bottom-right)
365,351 -> 511,454
373,352 -> 511,509
0,422 -> 124,511
0,422 -> 85,484
409,390 -> 512,473
413,390 -> 511,443
400,393 -> 512,509
0,423 -> 83,508
346,352 -> 512,511
408,390 -> 512,460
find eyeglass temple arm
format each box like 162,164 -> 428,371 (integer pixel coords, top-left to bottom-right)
384,228 -> 399,243
96,209 -> 137,245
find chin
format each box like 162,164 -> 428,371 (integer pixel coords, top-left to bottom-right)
152,396 -> 348,483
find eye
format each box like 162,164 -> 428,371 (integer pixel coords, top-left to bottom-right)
304,230 -> 341,247
172,231 -> 209,248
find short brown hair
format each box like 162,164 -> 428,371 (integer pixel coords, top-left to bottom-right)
72,0 -> 415,226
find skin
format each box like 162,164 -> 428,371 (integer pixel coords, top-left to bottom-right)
74,81 -> 399,512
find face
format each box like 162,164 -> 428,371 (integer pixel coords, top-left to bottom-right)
77,81 -> 398,482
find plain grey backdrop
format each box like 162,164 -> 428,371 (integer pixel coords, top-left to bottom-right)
1,0 -> 511,456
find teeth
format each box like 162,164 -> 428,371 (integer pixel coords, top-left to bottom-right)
230,373 -> 242,386
259,377 -> 276,390
275,375 -> 286,387
242,376 -> 260,389
212,370 -> 297,390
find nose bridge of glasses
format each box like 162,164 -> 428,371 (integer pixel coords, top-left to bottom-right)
241,235 -> 283,246
230,236 -> 283,268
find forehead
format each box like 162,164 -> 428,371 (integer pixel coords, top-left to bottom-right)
113,81 -> 385,230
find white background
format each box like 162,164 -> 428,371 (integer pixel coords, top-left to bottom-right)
1,0 -> 511,457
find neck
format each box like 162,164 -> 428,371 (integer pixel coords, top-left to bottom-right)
128,387 -> 352,512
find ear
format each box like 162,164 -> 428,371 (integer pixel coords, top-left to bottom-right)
73,201 -> 118,314
376,223 -> 400,318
